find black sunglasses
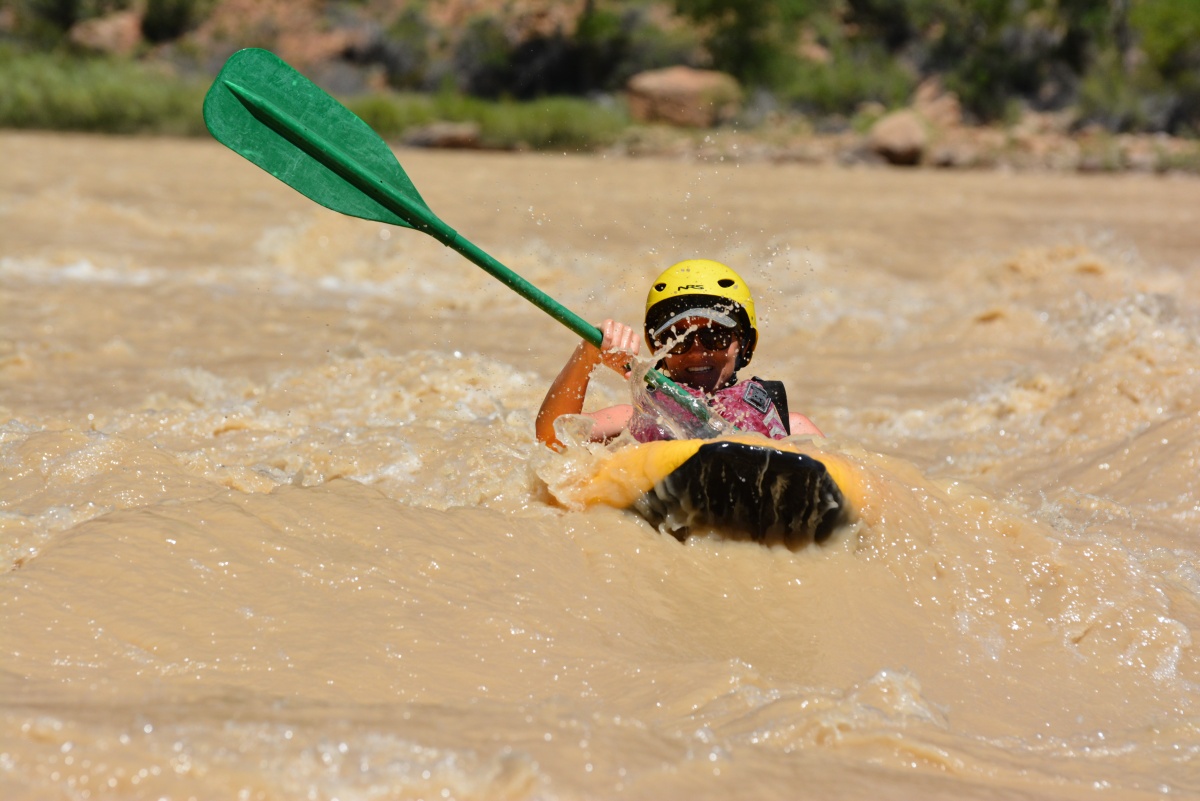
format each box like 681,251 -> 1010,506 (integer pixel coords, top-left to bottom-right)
654,325 -> 737,355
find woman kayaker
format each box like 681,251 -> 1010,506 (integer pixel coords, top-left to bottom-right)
536,259 -> 823,450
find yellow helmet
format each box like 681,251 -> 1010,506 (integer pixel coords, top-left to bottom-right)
644,259 -> 758,369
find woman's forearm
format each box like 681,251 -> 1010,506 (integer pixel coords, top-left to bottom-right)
536,341 -> 601,449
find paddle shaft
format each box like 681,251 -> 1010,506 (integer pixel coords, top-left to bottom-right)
226,80 -> 602,346
442,233 -> 604,349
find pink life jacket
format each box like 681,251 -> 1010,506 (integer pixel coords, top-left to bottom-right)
629,377 -> 790,442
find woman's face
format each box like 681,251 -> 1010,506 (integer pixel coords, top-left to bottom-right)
656,318 -> 741,394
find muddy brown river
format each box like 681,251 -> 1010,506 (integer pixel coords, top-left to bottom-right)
3,130 -> 1200,799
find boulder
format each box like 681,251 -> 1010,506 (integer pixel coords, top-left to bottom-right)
626,66 -> 741,128
930,134 -> 985,169
913,77 -> 962,129
402,122 -> 482,149
69,10 -> 143,56
868,109 -> 928,166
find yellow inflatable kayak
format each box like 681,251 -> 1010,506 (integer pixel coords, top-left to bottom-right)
573,435 -> 860,544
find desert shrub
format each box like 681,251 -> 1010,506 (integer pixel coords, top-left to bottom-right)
0,46 -> 206,134
671,0 -> 813,86
445,5 -> 700,99
1077,50 -> 1153,132
903,0 -> 1103,121
141,0 -> 213,44
344,6 -> 435,91
349,90 -> 627,151
1127,0 -> 1200,133
780,48 -> 914,115
452,14 -> 512,97
470,95 -> 628,150
347,92 -> 437,137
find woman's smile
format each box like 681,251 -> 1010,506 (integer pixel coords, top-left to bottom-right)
662,325 -> 741,392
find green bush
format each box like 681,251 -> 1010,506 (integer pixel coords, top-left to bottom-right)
1074,0 -> 1200,135
672,0 -> 813,86
453,14 -> 512,97
351,90 -> 629,151
380,7 -> 433,90
780,46 -> 915,115
1130,0 -> 1200,78
472,95 -> 629,150
348,93 -> 437,137
618,12 -> 701,81
0,47 -> 207,134
1128,0 -> 1200,133
1078,49 -> 1150,132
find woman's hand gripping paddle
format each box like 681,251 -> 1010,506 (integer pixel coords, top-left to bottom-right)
202,47 -> 724,433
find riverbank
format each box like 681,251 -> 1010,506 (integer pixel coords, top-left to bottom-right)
2,51 -> 1196,176
606,116 -> 1200,175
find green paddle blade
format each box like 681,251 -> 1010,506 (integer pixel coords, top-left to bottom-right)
203,47 -> 427,228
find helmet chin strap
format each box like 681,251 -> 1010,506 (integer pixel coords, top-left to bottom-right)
735,330 -> 756,371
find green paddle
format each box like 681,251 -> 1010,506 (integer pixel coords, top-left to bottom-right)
202,47 -> 721,430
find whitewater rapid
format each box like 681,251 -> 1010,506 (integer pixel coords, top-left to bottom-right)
2,131 -> 1200,799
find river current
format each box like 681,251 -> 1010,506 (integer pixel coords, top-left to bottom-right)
2,131 -> 1200,799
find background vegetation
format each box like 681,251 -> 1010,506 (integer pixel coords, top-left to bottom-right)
0,45 -> 208,134
669,0 -> 1200,134
1,0 -> 1198,145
